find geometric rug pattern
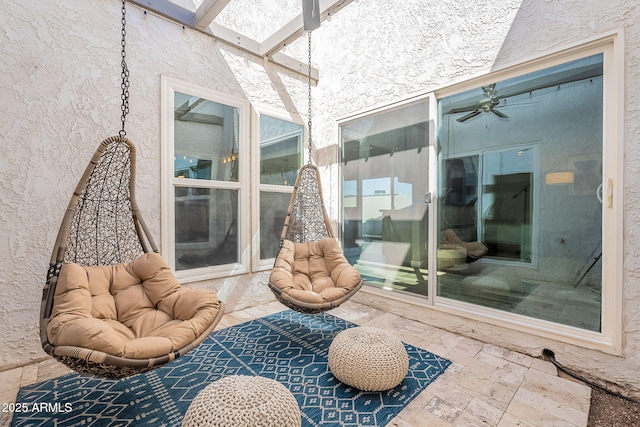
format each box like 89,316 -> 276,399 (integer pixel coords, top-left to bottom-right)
12,310 -> 451,427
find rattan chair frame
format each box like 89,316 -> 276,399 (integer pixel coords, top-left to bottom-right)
268,163 -> 363,313
40,135 -> 224,377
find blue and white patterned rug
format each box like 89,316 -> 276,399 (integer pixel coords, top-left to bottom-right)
12,310 -> 450,426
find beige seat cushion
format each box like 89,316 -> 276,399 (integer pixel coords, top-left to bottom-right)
47,253 -> 221,359
269,238 -> 361,305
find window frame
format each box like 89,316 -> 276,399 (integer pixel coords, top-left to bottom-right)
251,105 -> 305,271
337,32 -> 623,353
161,76 -> 251,283
432,32 -> 623,353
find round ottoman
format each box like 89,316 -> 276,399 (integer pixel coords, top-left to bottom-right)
461,269 -> 521,303
328,327 -> 409,391
181,375 -> 301,427
437,247 -> 468,269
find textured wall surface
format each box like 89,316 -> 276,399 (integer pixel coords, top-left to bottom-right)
1,0 -> 639,396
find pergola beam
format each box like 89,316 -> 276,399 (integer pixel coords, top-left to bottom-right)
194,0 -> 232,31
260,0 -> 355,58
128,0 -> 319,81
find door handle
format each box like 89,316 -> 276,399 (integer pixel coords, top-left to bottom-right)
425,192 -> 432,204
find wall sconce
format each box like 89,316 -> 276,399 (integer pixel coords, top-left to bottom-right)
545,171 -> 574,185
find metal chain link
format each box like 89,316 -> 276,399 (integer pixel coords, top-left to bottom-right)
307,31 -> 313,164
119,0 -> 130,137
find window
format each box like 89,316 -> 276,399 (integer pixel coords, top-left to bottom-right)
437,50 -> 614,335
252,110 -> 304,270
161,77 -> 250,282
339,98 -> 431,296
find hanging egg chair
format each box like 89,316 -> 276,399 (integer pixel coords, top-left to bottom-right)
268,29 -> 363,313
39,1 -> 223,378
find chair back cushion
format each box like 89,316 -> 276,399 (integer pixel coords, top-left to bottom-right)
270,238 -> 361,304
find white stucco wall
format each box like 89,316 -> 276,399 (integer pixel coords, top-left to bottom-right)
1,0 -> 639,398
0,0 -> 304,369
307,0 -> 640,397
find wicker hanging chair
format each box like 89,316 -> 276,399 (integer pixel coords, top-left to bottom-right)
268,27 -> 362,313
268,163 -> 363,314
39,1 -> 223,378
40,136 -> 224,378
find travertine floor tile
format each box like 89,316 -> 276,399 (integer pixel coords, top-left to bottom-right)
20,364 -> 39,387
481,344 -> 533,368
0,367 -> 22,400
0,410 -> 13,427
410,409 -> 456,426
504,396 -> 584,427
450,367 -> 519,411
35,359 -> 72,382
455,397 -> 503,427
497,411 -> 537,427
427,373 -> 475,410
424,396 -> 463,424
396,388 -> 435,422
387,417 -> 413,427
451,337 -> 484,358
330,300 -> 385,324
475,352 -> 528,387
529,357 -> 558,376
519,369 -> 591,413
221,312 -> 251,327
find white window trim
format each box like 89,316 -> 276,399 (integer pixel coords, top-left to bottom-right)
251,105 -> 306,272
160,75 -> 251,283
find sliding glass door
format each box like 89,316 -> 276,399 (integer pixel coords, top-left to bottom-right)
437,53 -> 604,332
340,99 -> 430,296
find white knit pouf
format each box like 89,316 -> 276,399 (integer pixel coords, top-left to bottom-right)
181,375 -> 301,427
328,327 -> 409,391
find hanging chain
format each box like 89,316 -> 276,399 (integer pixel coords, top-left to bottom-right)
307,31 -> 313,164
119,0 -> 130,137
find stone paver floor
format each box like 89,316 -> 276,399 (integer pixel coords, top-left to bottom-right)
0,300 -> 591,427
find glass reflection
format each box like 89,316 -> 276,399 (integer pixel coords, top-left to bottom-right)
174,187 -> 238,270
174,92 -> 240,182
437,54 -> 603,332
340,100 -> 430,296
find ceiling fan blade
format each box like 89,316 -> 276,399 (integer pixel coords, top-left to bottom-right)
448,105 -> 481,114
492,109 -> 509,119
457,110 -> 482,122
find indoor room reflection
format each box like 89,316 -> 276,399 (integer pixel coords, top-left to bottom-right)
173,93 -> 241,270
341,100 -> 430,296
437,54 -> 603,331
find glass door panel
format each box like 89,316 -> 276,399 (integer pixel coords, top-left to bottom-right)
437,53 -> 603,332
340,100 -> 430,296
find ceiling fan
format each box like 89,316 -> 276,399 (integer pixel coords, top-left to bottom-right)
450,83 -> 509,122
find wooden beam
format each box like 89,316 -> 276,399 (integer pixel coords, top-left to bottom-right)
129,0 -> 195,26
195,0 -> 232,31
260,0 -> 355,58
261,14 -> 304,58
128,0 -> 318,81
